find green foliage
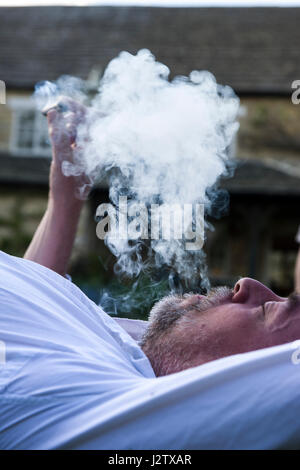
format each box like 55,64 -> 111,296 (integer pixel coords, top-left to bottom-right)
97,273 -> 170,320
72,262 -> 170,321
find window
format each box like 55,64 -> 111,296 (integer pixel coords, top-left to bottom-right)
9,97 -> 51,157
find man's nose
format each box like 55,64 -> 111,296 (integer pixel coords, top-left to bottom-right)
232,277 -> 284,305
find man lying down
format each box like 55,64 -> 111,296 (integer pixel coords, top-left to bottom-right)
1,99 -> 300,450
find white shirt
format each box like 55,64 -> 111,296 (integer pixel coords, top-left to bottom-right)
1,250 -> 300,449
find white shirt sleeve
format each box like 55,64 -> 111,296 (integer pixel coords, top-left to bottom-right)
1,250 -> 300,449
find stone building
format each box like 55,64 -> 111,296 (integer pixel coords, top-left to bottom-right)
0,6 -> 300,299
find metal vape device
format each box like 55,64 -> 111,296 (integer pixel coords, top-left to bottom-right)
42,102 -> 69,116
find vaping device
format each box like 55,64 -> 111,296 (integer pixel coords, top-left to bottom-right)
42,102 -> 69,116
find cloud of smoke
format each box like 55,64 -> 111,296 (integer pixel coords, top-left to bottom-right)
34,75 -> 87,111
35,49 -> 239,291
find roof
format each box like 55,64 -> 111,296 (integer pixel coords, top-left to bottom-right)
0,6 -> 299,94
223,159 -> 300,196
1,154 -> 300,196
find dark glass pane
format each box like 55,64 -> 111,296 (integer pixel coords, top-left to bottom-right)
17,110 -> 34,148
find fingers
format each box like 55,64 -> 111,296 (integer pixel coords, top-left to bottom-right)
47,108 -> 73,141
59,96 -> 86,117
43,96 -> 87,123
47,99 -> 84,137
47,112 -> 77,164
45,97 -> 89,172
46,96 -> 87,146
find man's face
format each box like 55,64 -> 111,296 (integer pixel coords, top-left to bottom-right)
180,278 -> 300,364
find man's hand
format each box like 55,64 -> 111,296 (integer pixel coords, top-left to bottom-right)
46,97 -> 90,205
24,97 -> 90,276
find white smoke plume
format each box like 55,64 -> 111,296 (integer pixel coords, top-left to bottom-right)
35,49 -> 240,291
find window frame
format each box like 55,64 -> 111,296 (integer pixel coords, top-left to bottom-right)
8,97 -> 51,157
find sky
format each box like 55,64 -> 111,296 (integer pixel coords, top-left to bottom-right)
2,0 -> 300,7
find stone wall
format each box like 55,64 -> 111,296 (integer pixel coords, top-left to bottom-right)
0,187 -> 48,257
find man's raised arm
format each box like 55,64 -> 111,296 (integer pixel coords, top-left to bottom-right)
24,98 -> 88,277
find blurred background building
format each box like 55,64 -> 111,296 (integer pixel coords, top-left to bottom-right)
0,5 -> 300,306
